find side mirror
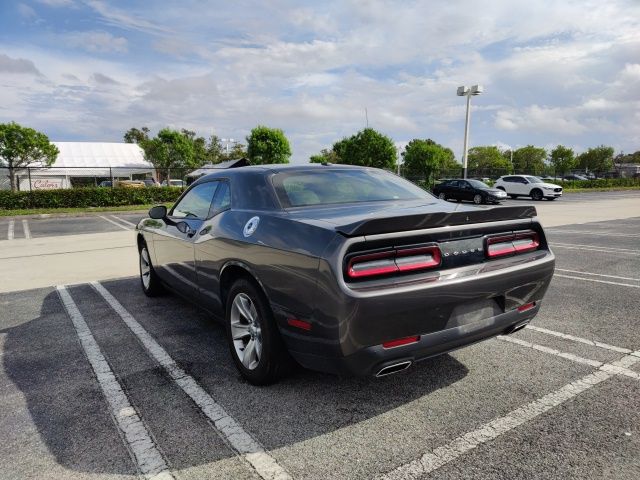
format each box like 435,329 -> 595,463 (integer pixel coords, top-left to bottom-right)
149,205 -> 167,219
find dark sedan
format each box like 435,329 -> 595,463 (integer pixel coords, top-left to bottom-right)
136,165 -> 554,384
433,179 -> 508,204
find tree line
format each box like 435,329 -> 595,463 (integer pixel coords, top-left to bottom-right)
465,144 -> 619,176
123,126 -> 291,178
2,120 -> 639,192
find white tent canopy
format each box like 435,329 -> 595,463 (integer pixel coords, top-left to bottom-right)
30,142 -> 153,177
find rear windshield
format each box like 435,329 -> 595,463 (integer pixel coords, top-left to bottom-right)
272,168 -> 431,207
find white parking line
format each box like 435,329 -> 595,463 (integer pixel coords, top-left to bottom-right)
555,268 -> 640,282
7,220 -> 14,240
548,229 -> 640,238
498,335 -> 603,367
555,273 -> 640,288
110,215 -> 137,228
380,343 -> 640,480
21,219 -> 31,239
98,215 -> 131,231
378,369 -> 612,480
551,243 -> 640,255
56,285 -> 174,480
526,325 -> 633,355
91,281 -> 292,480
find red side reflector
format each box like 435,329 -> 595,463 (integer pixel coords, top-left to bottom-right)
382,335 -> 420,349
287,318 -> 312,331
517,302 -> 536,312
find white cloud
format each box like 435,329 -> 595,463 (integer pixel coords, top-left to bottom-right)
17,3 -> 38,19
64,31 -> 128,53
2,0 -> 640,160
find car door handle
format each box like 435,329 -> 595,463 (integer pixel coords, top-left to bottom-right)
199,225 -> 212,236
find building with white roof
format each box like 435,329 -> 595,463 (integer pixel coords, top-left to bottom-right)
1,142 -> 154,190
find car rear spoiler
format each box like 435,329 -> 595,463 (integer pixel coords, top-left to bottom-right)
335,205 -> 537,236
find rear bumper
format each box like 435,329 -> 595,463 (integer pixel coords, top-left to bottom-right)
281,250 -> 555,376
292,304 -> 539,376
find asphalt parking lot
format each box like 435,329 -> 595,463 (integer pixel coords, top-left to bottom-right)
0,213 -> 145,240
1,195 -> 639,479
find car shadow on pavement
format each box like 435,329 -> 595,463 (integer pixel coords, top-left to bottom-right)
1,292 -> 136,476
104,278 -> 471,453
1,281 -> 469,475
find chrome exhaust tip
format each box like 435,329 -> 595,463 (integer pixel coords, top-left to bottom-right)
504,321 -> 529,335
376,360 -> 412,377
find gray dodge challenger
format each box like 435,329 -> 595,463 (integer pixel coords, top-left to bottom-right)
136,164 -> 555,385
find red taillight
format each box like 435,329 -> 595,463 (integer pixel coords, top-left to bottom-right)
485,231 -> 539,258
347,245 -> 441,279
517,302 -> 536,312
347,251 -> 398,278
287,318 -> 312,331
382,336 -> 420,349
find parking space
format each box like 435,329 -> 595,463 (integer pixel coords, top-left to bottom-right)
0,213 -> 145,240
1,211 -> 639,479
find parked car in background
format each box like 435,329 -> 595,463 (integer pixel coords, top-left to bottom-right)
136,164 -> 554,384
98,180 -> 112,187
432,179 -> 507,204
494,175 -> 563,201
115,180 -> 146,188
563,174 -> 588,181
161,179 -> 185,188
143,179 -> 160,187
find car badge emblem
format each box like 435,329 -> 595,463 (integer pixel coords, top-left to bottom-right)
243,216 -> 260,237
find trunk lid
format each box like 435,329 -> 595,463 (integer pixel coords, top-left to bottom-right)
285,200 -> 536,236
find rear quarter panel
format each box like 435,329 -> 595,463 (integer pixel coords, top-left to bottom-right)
195,210 -> 337,321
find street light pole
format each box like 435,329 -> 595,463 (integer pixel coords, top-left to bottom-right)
457,85 -> 483,179
462,93 -> 471,179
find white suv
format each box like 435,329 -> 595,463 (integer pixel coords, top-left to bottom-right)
493,175 -> 563,201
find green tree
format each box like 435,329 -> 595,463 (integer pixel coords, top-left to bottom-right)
549,145 -> 575,177
467,146 -> 511,172
331,128 -> 396,170
402,139 -> 449,182
246,126 -> 291,164
512,145 -> 547,174
140,128 -> 196,181
309,148 -> 338,164
0,122 -> 59,191
123,127 -> 150,144
577,145 -> 614,173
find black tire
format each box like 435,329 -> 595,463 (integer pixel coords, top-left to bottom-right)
473,194 -> 484,205
509,194 -> 518,199
139,243 -> 165,297
530,189 -> 543,201
225,278 -> 293,385
437,192 -> 446,200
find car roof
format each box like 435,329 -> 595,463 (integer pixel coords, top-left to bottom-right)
194,163 -> 377,183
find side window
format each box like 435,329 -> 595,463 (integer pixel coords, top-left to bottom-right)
503,176 -> 515,183
519,177 -> 529,184
449,180 -> 459,187
171,181 -> 218,219
210,181 -> 231,216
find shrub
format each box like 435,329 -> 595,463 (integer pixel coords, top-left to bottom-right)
555,178 -> 640,189
0,187 -> 183,210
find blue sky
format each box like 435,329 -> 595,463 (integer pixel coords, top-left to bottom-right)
1,0 -> 639,163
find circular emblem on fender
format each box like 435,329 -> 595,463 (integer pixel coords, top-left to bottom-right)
243,216 -> 260,237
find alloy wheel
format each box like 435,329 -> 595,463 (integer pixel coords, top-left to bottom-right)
230,293 -> 262,370
140,248 -> 151,289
